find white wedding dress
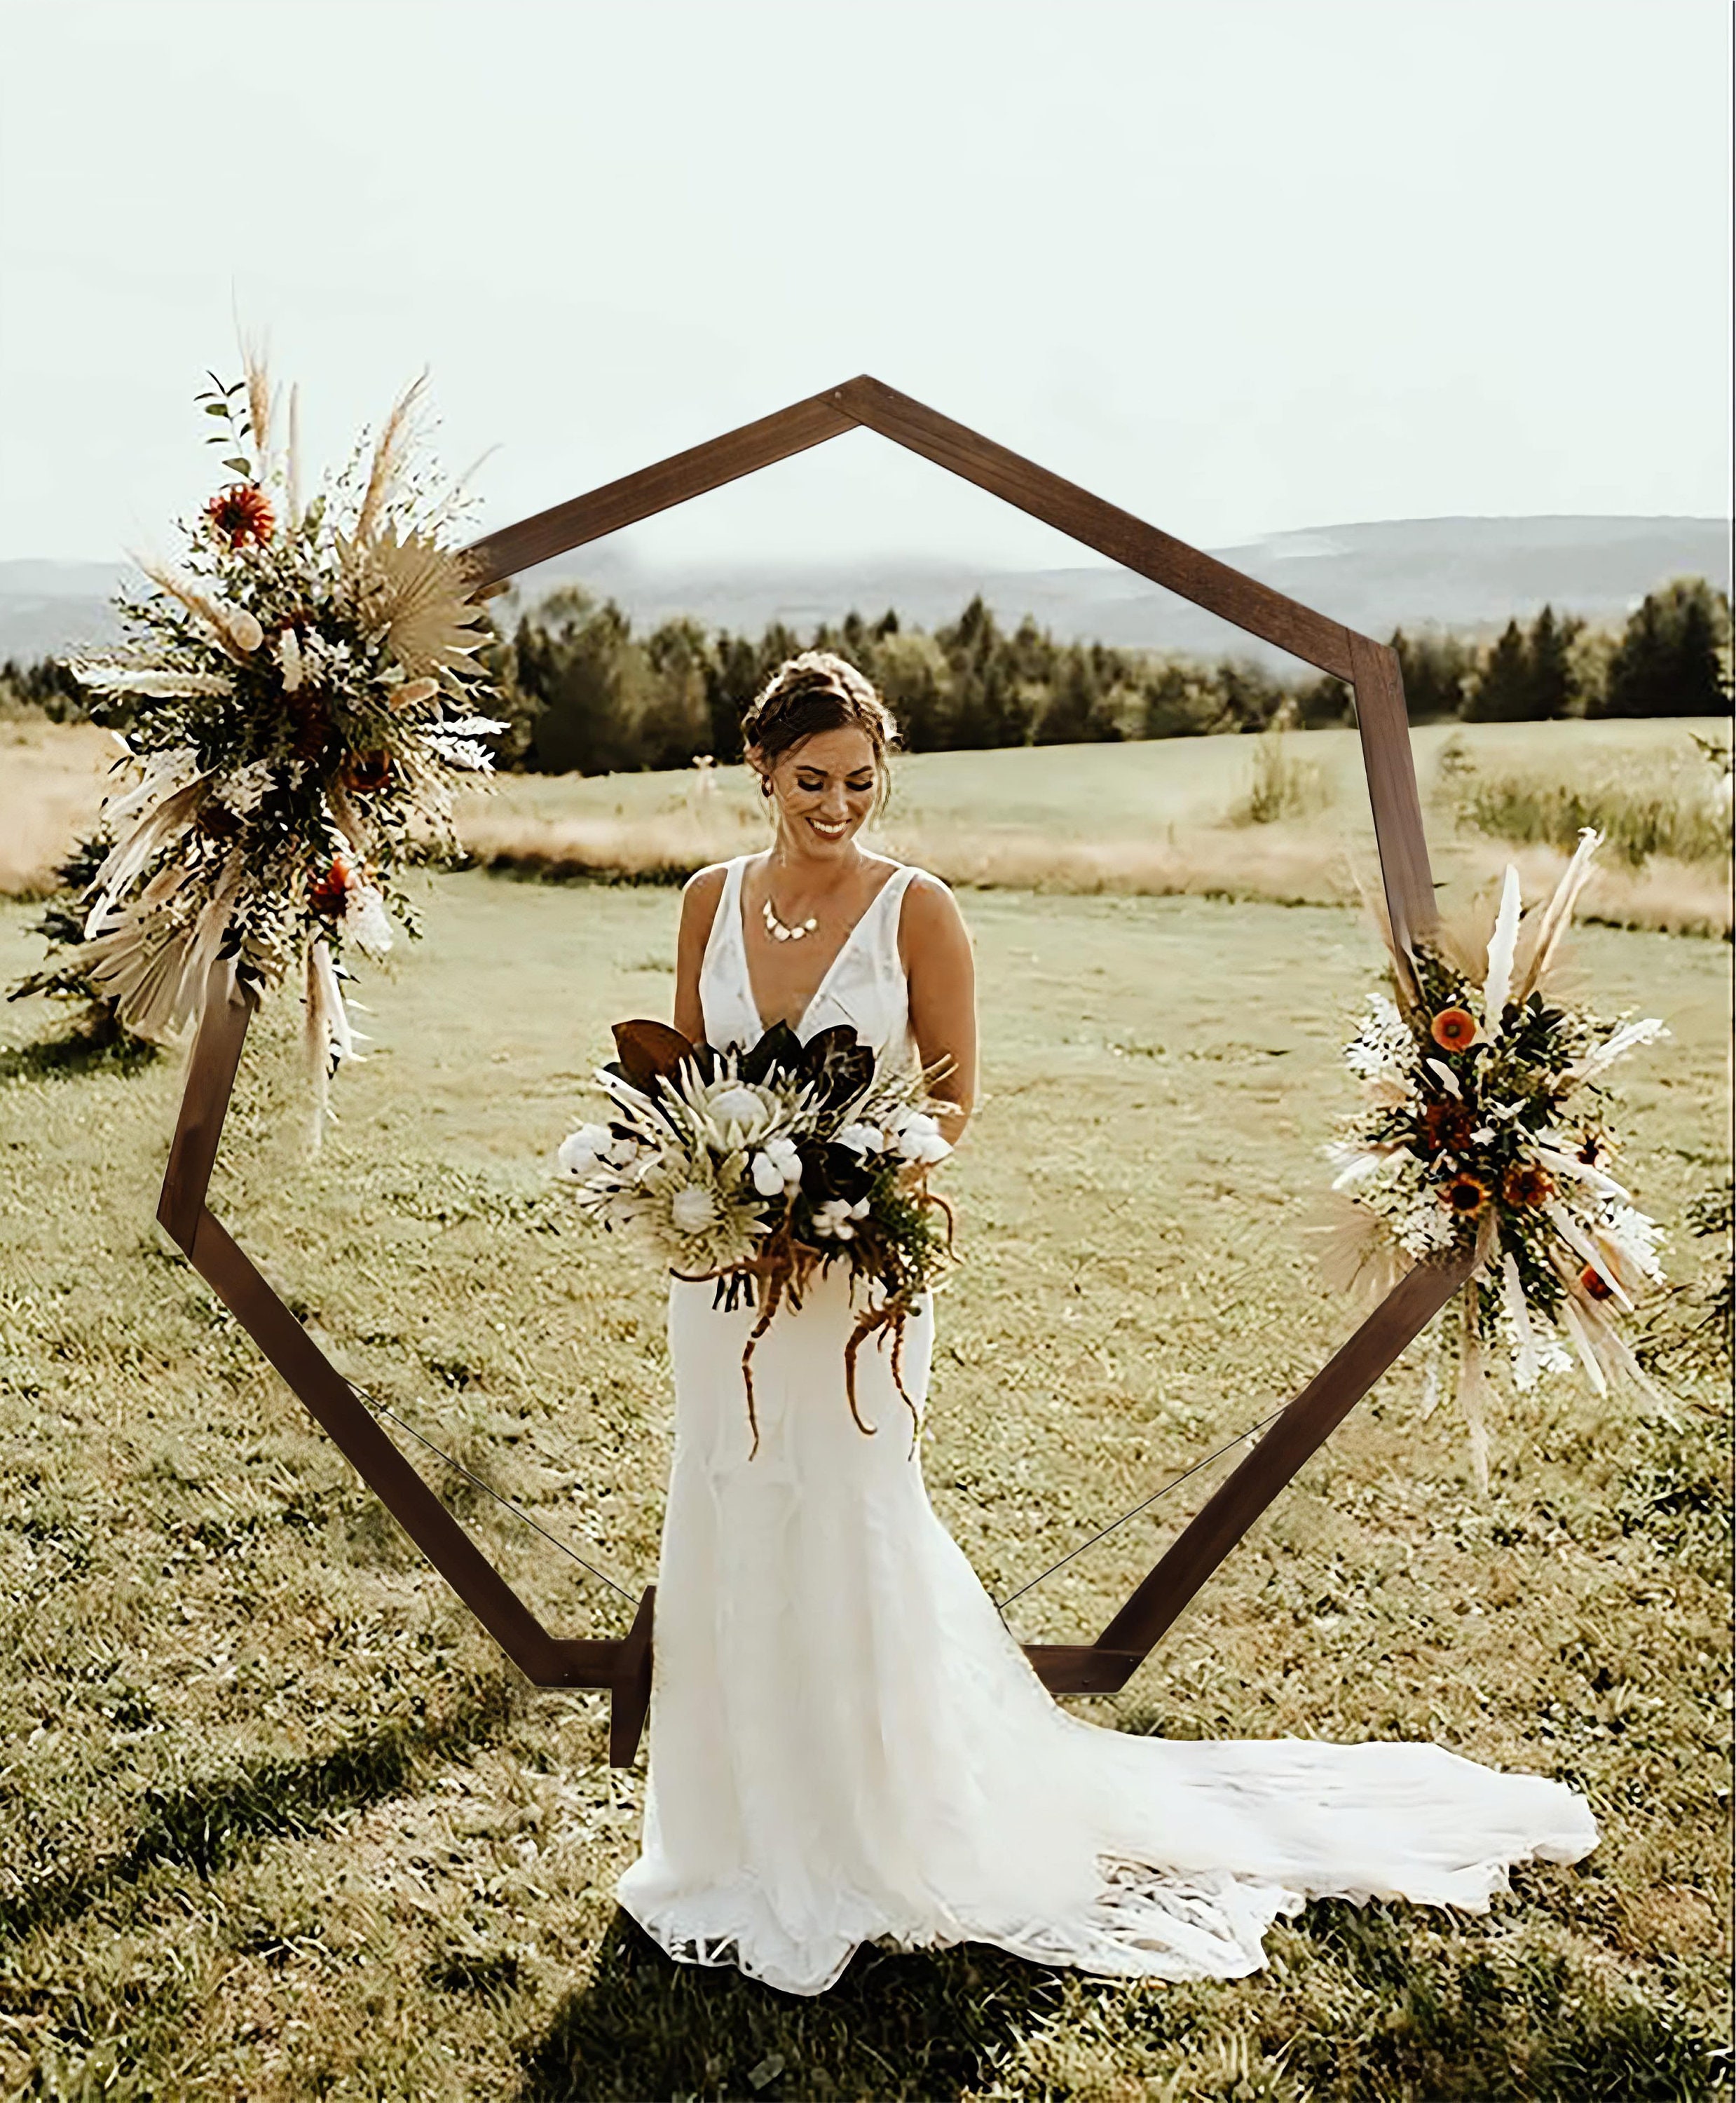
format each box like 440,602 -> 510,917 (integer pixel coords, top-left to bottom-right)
613,854 -> 1599,1998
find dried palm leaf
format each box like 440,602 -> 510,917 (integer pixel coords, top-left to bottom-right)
343,526 -> 488,679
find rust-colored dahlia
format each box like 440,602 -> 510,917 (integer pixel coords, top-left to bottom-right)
308,855 -> 352,918
343,751 -> 392,794
286,690 -> 333,763
1440,1171 -> 1491,1217
1580,1263 -> 1614,1302
1430,1007 -> 1479,1052
205,481 -> 275,548
1423,1100 -> 1474,1155
1502,1163 -> 1554,1209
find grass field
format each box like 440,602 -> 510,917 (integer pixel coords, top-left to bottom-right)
1,844 -> 1730,2097
6,716 -> 1732,939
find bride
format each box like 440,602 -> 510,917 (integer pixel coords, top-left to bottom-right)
613,650 -> 1599,1999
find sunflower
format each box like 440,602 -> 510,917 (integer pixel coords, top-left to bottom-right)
1440,1171 -> 1491,1217
1502,1163 -> 1554,1209
205,482 -> 275,548
1430,1007 -> 1479,1052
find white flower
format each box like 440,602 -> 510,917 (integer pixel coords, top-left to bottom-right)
835,1120 -> 884,1156
278,625 -> 304,694
671,1186 -> 718,1235
696,1080 -> 780,1148
558,1122 -> 615,1178
891,1110 -> 951,1165
342,880 -> 394,958
749,1134 -> 803,1195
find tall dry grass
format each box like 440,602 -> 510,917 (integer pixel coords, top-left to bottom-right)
0,720 -> 121,896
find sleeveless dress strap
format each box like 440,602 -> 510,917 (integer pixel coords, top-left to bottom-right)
874,864 -> 922,976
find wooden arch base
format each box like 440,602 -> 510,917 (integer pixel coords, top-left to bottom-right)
158,376 -> 1472,1767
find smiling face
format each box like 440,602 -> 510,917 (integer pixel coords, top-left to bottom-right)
755,725 -> 880,856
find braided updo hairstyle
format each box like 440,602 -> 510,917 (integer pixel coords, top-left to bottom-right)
742,651 -> 901,822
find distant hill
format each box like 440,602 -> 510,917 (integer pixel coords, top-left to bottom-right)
4,517 -> 1728,674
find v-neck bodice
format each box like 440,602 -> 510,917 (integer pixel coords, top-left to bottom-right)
699,854 -> 922,1063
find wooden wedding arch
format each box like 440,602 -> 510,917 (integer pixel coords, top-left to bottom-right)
159,376 -> 1475,1766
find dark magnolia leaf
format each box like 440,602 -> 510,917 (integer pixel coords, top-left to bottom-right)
802,1025 -> 874,1111
740,1019 -> 802,1086
612,1017 -> 695,1092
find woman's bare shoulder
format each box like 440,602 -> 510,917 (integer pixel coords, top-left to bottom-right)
681,859 -> 733,912
897,866 -> 971,960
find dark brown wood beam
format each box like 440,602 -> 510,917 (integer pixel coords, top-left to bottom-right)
1092,1251 -> 1477,1666
462,390 -> 859,585
1348,628 -> 1440,953
832,376 -> 1358,682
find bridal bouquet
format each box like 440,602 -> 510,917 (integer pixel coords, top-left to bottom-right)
1322,830 -> 1671,1490
55,351 -> 505,1127
557,1019 -> 958,1459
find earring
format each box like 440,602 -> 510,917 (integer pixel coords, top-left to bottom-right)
759,777 -> 772,798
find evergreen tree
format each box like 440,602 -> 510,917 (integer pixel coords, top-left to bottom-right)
1389,626 -> 1477,722
1461,619 -> 1533,723
1526,604 -> 1582,719
1595,578 -> 1732,717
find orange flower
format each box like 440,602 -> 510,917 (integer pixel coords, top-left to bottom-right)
308,855 -> 351,918
1580,1263 -> 1614,1302
205,481 -> 275,548
1430,1007 -> 1479,1052
1440,1171 -> 1491,1216
1502,1163 -> 1553,1209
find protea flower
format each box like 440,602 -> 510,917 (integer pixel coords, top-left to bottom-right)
1430,1007 -> 1479,1052
205,482 -> 275,548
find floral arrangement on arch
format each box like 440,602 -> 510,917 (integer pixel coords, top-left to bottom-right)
558,1019 -> 958,1459
1322,831 -> 1672,1490
57,350 -> 507,1127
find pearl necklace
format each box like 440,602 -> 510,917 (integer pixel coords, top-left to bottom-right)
762,894 -> 819,942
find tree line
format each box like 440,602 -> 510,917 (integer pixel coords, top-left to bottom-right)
4,575 -> 1728,772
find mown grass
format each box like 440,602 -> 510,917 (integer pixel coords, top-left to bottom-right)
1,865 -> 1730,2098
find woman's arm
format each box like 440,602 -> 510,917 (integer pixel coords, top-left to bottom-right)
673,864 -> 727,1042
901,872 -> 978,1148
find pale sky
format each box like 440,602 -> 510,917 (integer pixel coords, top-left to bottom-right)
1,0 -> 1730,572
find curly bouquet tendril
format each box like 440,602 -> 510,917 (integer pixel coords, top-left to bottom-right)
558,1019 -> 959,1460
1321,829 -> 1672,1491
60,349 -> 507,1136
